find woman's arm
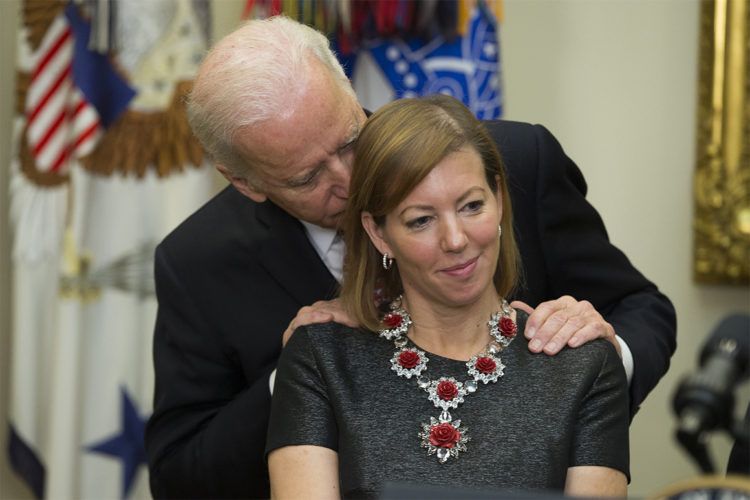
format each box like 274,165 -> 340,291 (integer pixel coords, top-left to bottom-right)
565,466 -> 627,497
564,341 -> 630,496
269,445 -> 339,499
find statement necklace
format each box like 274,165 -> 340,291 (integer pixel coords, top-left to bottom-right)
379,298 -> 518,463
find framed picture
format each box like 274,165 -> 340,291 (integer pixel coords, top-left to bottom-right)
693,0 -> 749,285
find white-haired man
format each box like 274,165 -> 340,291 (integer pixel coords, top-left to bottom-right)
145,16 -> 675,499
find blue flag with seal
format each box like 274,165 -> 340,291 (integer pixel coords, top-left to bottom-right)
363,6 -> 502,119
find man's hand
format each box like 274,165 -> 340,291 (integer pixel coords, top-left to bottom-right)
282,299 -> 358,346
511,296 -> 620,357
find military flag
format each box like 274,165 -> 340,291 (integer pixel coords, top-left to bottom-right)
8,1 -> 214,498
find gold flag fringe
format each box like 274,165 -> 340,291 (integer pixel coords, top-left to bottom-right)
19,125 -> 70,187
78,80 -> 205,178
16,71 -> 29,116
23,0 -> 66,51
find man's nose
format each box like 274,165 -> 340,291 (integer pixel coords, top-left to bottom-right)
328,154 -> 351,198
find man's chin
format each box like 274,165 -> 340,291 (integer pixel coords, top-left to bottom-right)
324,212 -> 344,230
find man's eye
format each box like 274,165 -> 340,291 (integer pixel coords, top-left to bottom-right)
406,216 -> 432,229
288,171 -> 319,189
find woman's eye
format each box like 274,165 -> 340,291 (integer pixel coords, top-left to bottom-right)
406,216 -> 432,229
463,200 -> 484,212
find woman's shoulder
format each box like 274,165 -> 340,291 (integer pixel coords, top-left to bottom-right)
291,322 -> 380,352
561,337 -> 620,363
282,322 -> 390,381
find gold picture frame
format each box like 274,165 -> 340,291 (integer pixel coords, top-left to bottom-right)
693,0 -> 749,285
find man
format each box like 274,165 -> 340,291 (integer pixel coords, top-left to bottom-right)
145,16 -> 676,499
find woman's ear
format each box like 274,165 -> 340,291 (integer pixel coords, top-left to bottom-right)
361,212 -> 392,257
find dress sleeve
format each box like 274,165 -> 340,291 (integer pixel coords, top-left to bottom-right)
570,342 -> 631,480
265,326 -> 338,456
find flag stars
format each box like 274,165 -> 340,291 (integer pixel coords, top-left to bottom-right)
86,387 -> 149,499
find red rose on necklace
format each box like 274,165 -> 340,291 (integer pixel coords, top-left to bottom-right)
499,317 -> 517,338
398,350 -> 420,369
383,312 -> 403,329
429,423 -> 461,448
475,356 -> 497,374
436,380 -> 458,401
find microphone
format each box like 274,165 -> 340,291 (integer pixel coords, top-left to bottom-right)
673,314 -> 750,472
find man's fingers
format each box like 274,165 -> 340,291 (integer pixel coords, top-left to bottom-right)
282,310 -> 334,347
307,299 -> 358,327
538,314 -> 587,355
282,299 -> 359,348
509,300 -> 534,316
528,311 -> 579,353
568,321 -> 621,356
524,296 -> 577,342
522,296 -> 620,357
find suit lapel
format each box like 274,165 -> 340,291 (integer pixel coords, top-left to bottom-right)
255,201 -> 339,306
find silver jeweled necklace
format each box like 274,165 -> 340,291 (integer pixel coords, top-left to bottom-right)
378,297 -> 518,463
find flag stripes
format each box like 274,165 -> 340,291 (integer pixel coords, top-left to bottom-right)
25,11 -> 101,175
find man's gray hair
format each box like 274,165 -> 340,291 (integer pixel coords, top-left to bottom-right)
187,16 -> 354,175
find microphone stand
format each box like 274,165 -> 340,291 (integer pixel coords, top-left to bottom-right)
675,407 -> 717,473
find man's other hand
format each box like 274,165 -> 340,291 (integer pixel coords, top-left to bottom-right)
282,299 -> 358,346
511,296 -> 620,357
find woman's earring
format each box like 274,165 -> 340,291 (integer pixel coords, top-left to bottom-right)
498,224 -> 502,239
382,253 -> 393,270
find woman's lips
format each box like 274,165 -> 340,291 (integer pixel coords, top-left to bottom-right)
440,257 -> 478,277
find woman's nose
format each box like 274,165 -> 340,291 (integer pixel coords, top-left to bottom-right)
440,219 -> 468,253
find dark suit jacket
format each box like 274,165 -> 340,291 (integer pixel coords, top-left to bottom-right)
145,120 -> 676,499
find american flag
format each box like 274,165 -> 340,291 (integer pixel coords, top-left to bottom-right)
24,3 -> 135,174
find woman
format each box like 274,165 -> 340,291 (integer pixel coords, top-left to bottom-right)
266,95 -> 629,498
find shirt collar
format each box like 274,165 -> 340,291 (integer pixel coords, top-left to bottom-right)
300,220 -> 339,255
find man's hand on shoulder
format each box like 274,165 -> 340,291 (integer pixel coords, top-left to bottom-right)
511,296 -> 621,357
282,299 -> 358,346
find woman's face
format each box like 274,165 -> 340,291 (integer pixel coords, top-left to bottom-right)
363,147 -> 502,310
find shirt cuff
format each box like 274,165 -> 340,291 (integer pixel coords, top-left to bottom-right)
269,368 -> 277,395
615,335 -> 634,385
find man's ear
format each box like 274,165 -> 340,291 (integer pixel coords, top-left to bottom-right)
216,164 -> 267,203
361,212 -> 392,256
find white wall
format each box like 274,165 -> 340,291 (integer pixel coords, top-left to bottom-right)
500,0 -> 750,495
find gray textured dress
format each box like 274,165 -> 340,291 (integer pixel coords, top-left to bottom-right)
266,312 -> 629,498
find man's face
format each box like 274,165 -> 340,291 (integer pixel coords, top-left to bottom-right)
229,66 -> 367,229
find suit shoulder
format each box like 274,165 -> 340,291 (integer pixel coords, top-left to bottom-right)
482,119 -> 562,157
161,187 -> 257,248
